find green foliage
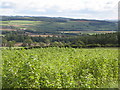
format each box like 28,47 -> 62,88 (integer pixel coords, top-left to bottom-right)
23,38 -> 33,46
86,44 -> 101,47
1,31 -> 119,47
6,41 -> 16,47
50,41 -> 64,47
2,48 -> 118,88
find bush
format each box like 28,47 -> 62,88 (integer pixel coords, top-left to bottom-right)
86,44 -> 101,48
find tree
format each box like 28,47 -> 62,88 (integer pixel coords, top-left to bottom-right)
2,39 -> 8,47
39,42 -> 45,47
24,38 -> 33,47
7,41 -> 16,48
50,41 -> 64,47
71,40 -> 85,47
44,39 -> 50,46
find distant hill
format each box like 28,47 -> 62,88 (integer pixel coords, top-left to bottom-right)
0,16 -> 117,35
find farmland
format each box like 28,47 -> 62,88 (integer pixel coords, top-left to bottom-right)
2,47 -> 118,88
0,16 -> 117,35
0,20 -> 39,31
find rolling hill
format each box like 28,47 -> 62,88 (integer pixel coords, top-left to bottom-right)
0,16 -> 117,35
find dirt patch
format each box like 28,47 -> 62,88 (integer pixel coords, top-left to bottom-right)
14,43 -> 23,47
0,29 -> 16,31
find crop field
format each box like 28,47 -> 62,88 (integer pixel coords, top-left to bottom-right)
1,20 -> 39,25
0,20 -> 41,31
2,47 -> 118,88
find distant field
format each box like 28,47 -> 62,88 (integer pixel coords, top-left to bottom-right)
76,20 -> 91,22
29,34 -> 55,37
94,31 -> 116,33
60,31 -> 81,33
0,20 -> 117,34
60,31 -> 116,34
0,20 -> 38,31
1,20 -> 39,24
0,20 -> 40,27
0,29 -> 16,31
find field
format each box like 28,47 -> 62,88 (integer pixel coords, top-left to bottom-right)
0,20 -> 39,31
0,19 -> 117,35
60,31 -> 116,34
2,47 -> 118,88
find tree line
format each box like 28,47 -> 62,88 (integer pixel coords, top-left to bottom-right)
1,31 -> 119,48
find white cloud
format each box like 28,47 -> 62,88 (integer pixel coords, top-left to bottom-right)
0,8 -> 16,15
0,0 -> 119,20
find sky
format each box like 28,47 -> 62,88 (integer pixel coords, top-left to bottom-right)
0,0 -> 119,20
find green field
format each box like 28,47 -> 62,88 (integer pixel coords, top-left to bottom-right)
1,20 -> 40,25
1,18 -> 117,34
2,47 -> 118,88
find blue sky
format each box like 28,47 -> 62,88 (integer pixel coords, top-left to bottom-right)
0,0 -> 118,20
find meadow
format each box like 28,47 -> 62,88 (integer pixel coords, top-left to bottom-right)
2,47 -> 118,88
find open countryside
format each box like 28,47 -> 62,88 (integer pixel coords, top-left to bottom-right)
1,16 -> 119,88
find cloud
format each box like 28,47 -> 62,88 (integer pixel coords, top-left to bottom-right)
0,0 -> 119,20
0,2 -> 15,9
